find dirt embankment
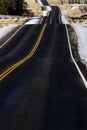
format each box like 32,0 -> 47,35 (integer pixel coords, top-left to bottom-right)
25,0 -> 42,16
60,4 -> 87,24
49,0 -> 61,5
0,17 -> 28,26
60,5 -> 82,16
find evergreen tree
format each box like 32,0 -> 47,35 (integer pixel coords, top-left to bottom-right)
69,0 -> 72,4
0,0 -> 27,15
85,0 -> 87,3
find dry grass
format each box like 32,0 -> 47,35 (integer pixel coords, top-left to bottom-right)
60,5 -> 82,17
67,7 -> 82,18
0,17 -> 28,25
49,0 -> 61,5
60,4 -> 86,23
60,4 -> 71,10
25,0 -> 42,16
0,0 -> 42,26
84,20 -> 87,24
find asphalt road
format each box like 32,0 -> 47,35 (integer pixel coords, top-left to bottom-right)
0,25 -> 43,73
41,0 -> 49,5
42,6 -> 61,24
50,6 -> 61,24
0,24 -> 87,130
0,26 -> 20,47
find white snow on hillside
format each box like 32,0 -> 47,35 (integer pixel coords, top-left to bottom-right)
25,17 -> 41,24
61,8 -> 87,66
72,24 -> 87,66
0,25 -> 17,40
61,10 -> 69,24
25,19 -> 40,24
0,16 -> 41,42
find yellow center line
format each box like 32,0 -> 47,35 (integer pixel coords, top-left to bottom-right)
0,24 -> 47,81
50,16 -> 52,24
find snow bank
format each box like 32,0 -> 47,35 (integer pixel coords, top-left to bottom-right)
61,6 -> 87,67
0,25 -> 17,40
42,11 -> 49,16
25,17 -> 41,24
61,10 -> 69,24
72,24 -> 87,66
46,6 -> 52,11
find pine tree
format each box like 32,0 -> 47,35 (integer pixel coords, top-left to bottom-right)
0,0 -> 27,15
69,0 -> 72,4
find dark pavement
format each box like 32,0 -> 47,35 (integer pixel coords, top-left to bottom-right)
42,6 -> 61,24
0,25 -> 42,73
41,0 -> 49,5
0,24 -> 87,130
50,6 -> 61,24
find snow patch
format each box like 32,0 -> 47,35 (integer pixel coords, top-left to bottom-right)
46,6 -> 52,11
61,6 -> 87,67
71,6 -> 79,10
61,10 -> 69,24
42,11 -> 49,16
0,25 -> 17,40
25,17 -> 41,24
72,23 -> 87,66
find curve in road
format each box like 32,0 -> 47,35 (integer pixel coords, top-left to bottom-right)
0,25 -> 87,130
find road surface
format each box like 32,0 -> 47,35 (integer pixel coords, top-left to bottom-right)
0,24 -> 87,130
42,6 -> 61,24
0,1 -> 87,129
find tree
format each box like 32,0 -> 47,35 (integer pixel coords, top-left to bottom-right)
85,0 -> 87,3
0,0 -> 27,15
15,0 -> 27,15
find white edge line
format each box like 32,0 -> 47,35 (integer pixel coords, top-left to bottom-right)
0,24 -> 24,49
59,7 -> 61,24
65,24 -> 87,88
0,16 -> 43,49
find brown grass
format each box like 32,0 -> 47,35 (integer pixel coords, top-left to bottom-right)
25,0 -> 42,16
49,0 -> 61,5
0,17 -> 28,25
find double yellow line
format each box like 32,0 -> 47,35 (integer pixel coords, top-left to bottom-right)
50,16 -> 52,24
0,24 -> 47,81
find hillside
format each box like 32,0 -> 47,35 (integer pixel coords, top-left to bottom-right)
25,0 -> 42,16
49,0 -> 61,5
